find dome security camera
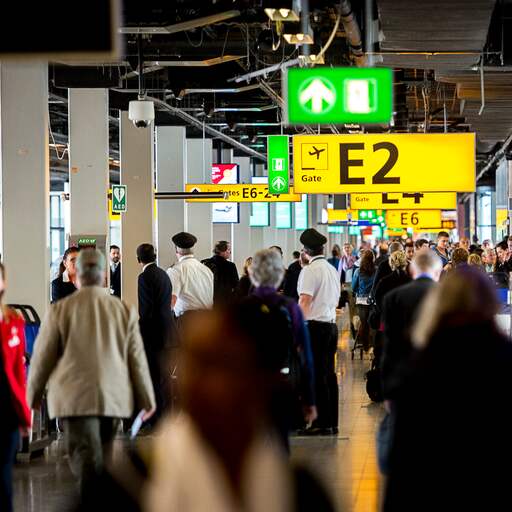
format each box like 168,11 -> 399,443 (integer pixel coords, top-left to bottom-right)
128,99 -> 155,128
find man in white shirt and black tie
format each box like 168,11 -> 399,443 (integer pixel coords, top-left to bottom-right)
167,232 -> 214,322
298,228 -> 340,436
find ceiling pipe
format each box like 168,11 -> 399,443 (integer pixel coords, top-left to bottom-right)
476,131 -> 512,182
340,0 -> 367,67
148,97 -> 266,161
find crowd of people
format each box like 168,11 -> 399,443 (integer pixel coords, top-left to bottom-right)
1,228 -> 512,511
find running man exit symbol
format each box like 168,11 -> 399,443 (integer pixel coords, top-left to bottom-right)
272,158 -> 285,171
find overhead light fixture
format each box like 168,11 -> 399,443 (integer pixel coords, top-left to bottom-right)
282,22 -> 314,45
264,1 -> 300,21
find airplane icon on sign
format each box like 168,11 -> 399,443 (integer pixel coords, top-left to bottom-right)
308,146 -> 326,159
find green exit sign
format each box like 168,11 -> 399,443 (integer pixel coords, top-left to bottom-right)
267,135 -> 289,194
283,67 -> 393,125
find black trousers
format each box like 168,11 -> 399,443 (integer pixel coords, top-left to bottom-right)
63,417 -> 121,497
0,427 -> 18,512
308,321 -> 339,429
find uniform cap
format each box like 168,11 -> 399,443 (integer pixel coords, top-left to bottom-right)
172,232 -> 197,249
300,228 -> 327,249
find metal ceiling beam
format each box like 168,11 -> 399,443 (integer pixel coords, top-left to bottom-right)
119,10 -> 241,35
149,97 -> 266,161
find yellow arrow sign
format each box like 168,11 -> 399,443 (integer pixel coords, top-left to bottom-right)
185,184 -> 301,203
350,192 -> 457,210
327,209 -> 359,222
386,210 -> 442,229
293,133 -> 475,194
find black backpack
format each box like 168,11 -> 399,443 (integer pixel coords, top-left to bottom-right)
241,295 -> 301,391
365,358 -> 384,402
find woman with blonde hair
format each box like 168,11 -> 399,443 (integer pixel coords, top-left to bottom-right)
467,252 -> 484,270
384,266 -> 512,511
372,251 -> 412,340
234,256 -> 253,299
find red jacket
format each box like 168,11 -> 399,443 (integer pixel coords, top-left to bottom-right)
0,310 -> 31,427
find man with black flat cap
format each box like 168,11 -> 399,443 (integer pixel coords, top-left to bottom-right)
167,232 -> 214,320
298,228 -> 341,436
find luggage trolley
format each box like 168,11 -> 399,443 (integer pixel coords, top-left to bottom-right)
8,304 -> 56,461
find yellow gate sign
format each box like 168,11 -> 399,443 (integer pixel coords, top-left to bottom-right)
350,192 -> 457,210
185,183 -> 301,203
293,133 -> 475,193
386,210 -> 442,229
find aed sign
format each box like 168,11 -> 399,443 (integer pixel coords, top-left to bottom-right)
386,210 -> 442,229
284,67 -> 393,125
350,192 -> 457,210
112,185 -> 127,213
185,184 -> 301,203
293,133 -> 475,194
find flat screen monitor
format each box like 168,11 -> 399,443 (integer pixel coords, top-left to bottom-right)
276,203 -> 292,229
0,2 -> 120,61
295,195 -> 308,231
249,176 -> 269,227
212,163 -> 239,224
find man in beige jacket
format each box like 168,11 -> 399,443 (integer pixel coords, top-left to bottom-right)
27,249 -> 155,496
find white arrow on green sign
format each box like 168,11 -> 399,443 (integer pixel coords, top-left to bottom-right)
299,78 -> 336,114
284,67 -> 393,125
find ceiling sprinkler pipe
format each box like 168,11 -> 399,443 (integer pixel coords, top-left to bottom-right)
340,0 -> 367,67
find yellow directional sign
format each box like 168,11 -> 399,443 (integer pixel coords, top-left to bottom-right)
386,210 -> 442,229
293,133 -> 475,193
185,184 -> 301,203
350,192 -> 457,210
327,209 -> 359,222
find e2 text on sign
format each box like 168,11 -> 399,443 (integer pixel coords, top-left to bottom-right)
293,133 -> 475,194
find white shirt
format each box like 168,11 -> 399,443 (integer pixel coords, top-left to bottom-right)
167,255 -> 214,316
297,256 -> 340,322
145,415 -> 292,512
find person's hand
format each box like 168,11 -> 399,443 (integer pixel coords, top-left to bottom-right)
384,400 -> 392,413
142,407 -> 156,422
303,405 -> 318,426
19,426 -> 31,438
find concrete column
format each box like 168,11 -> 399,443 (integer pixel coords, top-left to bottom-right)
120,112 -> 154,309
0,62 -> 49,315
68,88 -> 109,244
185,138 -> 213,261
155,126 -> 186,270
232,156 -> 251,272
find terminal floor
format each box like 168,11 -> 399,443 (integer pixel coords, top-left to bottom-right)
13,328 -> 385,512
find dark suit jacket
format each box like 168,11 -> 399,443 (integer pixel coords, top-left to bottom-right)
283,260 -> 302,302
51,275 -> 77,303
138,264 -> 175,353
381,277 -> 434,398
201,255 -> 239,304
385,323 -> 512,511
370,259 -> 392,299
110,263 -> 121,298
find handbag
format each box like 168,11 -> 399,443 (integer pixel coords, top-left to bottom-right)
355,295 -> 369,305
